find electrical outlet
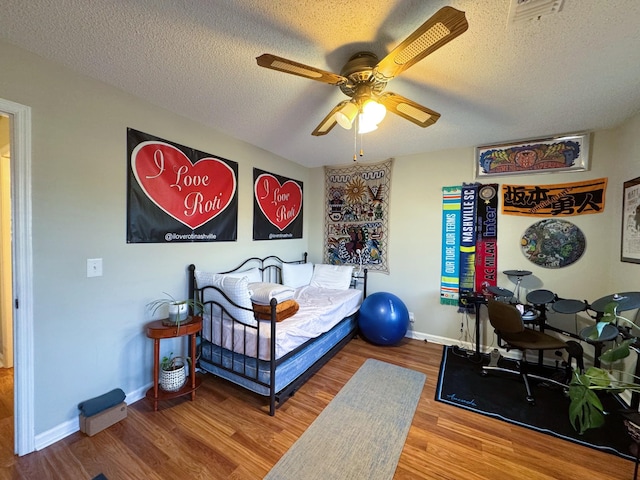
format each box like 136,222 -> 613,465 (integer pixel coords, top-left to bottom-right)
87,258 -> 103,277
409,312 -> 415,323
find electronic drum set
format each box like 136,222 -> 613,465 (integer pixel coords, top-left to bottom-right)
487,269 -> 640,367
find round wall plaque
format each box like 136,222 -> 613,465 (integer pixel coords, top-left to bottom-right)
520,218 -> 586,268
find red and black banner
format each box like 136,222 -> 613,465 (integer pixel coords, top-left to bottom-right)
127,128 -> 238,243
253,168 -> 303,240
475,184 -> 498,294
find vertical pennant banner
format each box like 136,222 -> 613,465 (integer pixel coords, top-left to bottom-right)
475,184 -> 499,294
440,187 -> 462,305
459,184 -> 478,309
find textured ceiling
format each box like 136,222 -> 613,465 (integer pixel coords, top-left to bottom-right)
2,0 -> 640,168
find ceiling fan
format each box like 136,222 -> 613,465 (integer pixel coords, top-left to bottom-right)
256,6 -> 468,136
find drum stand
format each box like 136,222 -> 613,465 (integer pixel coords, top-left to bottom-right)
503,269 -> 532,304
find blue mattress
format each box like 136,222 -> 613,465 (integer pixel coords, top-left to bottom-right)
199,312 -> 358,396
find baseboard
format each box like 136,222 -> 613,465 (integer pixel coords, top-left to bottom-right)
405,330 -> 496,354
31,329 -> 583,451
405,330 -> 535,362
34,382 -> 151,451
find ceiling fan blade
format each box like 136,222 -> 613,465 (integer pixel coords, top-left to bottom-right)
378,92 -> 441,128
256,54 -> 347,86
312,101 -> 350,136
373,6 -> 468,82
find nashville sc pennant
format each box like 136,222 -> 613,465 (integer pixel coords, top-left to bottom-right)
458,184 -> 478,310
441,187 -> 461,306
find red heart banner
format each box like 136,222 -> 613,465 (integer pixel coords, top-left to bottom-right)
254,174 -> 302,231
132,142 -> 236,230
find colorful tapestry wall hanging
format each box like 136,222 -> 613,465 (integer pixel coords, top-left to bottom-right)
126,128 -> 238,243
324,158 -> 392,273
502,177 -> 607,217
440,187 -> 461,306
253,168 -> 303,240
521,219 -> 586,268
440,183 -> 499,307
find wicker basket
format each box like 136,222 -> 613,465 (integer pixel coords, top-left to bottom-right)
159,364 -> 187,392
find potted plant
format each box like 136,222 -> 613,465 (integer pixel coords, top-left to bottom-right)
568,299 -> 640,434
146,293 -> 203,327
159,352 -> 189,392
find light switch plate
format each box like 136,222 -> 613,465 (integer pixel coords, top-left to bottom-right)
87,258 -> 103,277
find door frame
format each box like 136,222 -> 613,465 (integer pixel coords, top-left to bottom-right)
1,97 -> 34,456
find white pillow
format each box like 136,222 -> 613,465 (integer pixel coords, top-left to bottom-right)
282,262 -> 314,288
221,267 -> 262,283
248,282 -> 295,305
310,264 -> 353,290
194,270 -> 256,327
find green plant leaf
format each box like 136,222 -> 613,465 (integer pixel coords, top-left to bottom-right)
582,323 -> 618,341
583,367 -> 613,387
568,382 -> 605,434
600,338 -> 634,364
601,301 -> 618,323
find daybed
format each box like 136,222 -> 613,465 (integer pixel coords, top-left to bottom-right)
188,253 -> 367,415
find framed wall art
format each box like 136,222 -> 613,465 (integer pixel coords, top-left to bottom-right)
521,218 -> 586,268
476,132 -> 590,177
621,176 -> 640,263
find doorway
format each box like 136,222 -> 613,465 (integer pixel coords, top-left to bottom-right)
0,115 -> 11,369
0,114 -> 12,457
0,97 -> 34,456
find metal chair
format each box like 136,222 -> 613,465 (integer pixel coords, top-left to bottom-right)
482,298 -> 573,404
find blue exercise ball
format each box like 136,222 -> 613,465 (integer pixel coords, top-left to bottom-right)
358,292 -> 409,345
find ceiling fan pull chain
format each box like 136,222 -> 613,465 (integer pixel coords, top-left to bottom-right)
353,116 -> 358,161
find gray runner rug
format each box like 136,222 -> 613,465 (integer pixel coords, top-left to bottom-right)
264,358 -> 426,480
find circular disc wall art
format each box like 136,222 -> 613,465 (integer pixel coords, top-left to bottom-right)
520,218 -> 586,268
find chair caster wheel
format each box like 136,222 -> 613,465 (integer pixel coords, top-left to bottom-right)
526,396 -> 535,405
481,370 -> 488,377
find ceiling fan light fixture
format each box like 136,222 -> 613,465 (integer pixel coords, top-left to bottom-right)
335,102 -> 359,129
256,7 -> 469,141
357,114 -> 379,134
361,99 -> 386,125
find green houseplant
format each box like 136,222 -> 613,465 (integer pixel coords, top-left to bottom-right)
159,352 -> 190,392
568,300 -> 640,434
146,293 -> 203,327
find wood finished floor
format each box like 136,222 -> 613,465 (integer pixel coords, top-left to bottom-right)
0,339 -> 636,479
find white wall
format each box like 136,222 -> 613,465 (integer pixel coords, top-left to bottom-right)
0,40 -> 310,437
1,35 -> 640,444
308,124 -> 639,352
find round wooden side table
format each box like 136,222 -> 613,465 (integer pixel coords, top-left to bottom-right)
145,316 -> 202,411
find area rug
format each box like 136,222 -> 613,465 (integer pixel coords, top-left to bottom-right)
265,358 -> 426,479
435,345 -> 634,461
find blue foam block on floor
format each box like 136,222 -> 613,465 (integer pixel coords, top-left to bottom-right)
78,388 -> 126,417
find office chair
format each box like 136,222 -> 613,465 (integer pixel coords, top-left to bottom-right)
482,298 -> 577,404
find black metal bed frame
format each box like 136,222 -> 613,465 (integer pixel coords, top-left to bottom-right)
187,253 -> 367,415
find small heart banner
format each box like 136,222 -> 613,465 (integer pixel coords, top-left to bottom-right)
253,169 -> 303,239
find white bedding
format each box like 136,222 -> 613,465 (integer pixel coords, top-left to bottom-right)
202,285 -> 363,361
